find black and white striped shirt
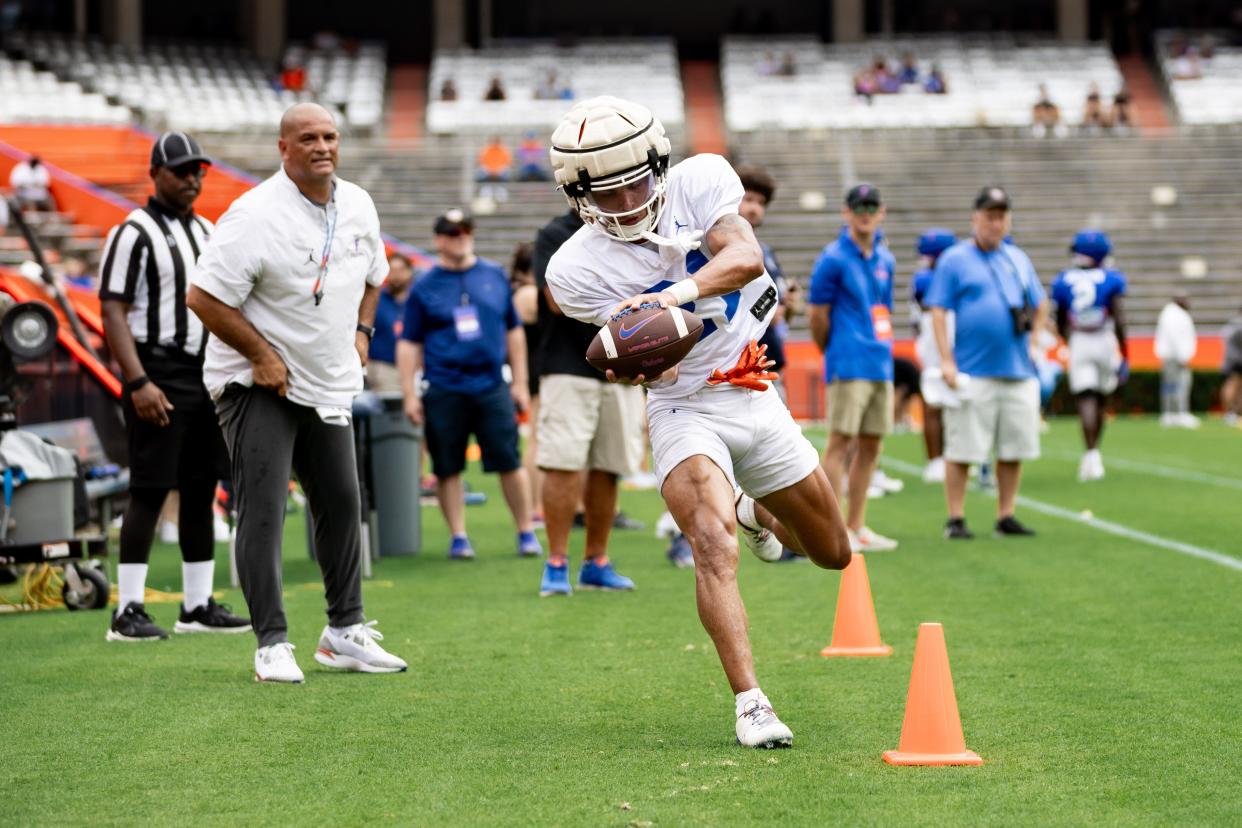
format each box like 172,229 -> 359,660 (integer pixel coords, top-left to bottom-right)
98,198 -> 213,358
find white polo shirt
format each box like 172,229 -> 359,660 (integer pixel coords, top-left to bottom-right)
193,165 -> 389,408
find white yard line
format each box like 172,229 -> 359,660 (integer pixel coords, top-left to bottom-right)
879,456 -> 1242,573
1045,451 -> 1242,492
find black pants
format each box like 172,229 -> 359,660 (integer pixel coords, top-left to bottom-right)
216,385 -> 364,647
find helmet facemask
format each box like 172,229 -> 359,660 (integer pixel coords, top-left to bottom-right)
563,148 -> 668,243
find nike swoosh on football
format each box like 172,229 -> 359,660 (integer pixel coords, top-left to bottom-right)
617,314 -> 661,340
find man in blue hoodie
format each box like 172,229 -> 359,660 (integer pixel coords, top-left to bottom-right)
809,184 -> 899,553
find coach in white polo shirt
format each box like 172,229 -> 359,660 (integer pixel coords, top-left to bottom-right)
187,103 -> 406,683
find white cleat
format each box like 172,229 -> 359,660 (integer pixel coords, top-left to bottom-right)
736,697 -> 794,749
735,488 -> 782,563
1078,450 -> 1105,482
872,469 -> 904,494
314,621 -> 408,673
849,526 -> 899,552
255,642 -> 304,683
922,457 -> 946,483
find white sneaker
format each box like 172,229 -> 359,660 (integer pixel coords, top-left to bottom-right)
866,484 -> 886,499
158,520 -> 179,545
872,469 -> 904,494
735,489 -> 782,563
922,457 -> 946,483
849,526 -> 899,552
736,695 -> 793,749
314,621 -> 408,673
255,642 -> 304,683
1079,450 -> 1104,482
1177,414 -> 1201,430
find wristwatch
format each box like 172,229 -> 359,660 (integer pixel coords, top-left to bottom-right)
356,323 -> 375,341
126,374 -> 150,392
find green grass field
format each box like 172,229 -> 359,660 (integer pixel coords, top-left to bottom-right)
4,416 -> 1242,826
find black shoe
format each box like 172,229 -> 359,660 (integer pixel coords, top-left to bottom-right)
944,517 -> 974,540
106,603 -> 169,642
572,512 -> 586,529
174,597 -> 252,634
994,516 -> 1036,537
612,511 -> 646,531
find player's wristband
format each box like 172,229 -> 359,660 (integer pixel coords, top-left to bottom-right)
356,323 -> 375,341
126,375 -> 150,392
665,279 -> 700,306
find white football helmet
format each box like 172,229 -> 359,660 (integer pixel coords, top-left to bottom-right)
549,96 -> 672,242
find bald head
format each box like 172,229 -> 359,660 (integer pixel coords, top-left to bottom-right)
280,102 -> 335,138
278,103 -> 340,202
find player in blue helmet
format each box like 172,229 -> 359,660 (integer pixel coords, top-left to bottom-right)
1050,230 -> 1128,481
911,228 -> 956,482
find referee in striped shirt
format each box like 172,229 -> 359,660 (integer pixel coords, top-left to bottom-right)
99,131 -> 249,642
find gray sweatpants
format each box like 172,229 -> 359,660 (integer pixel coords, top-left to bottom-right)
216,385 -> 365,647
1161,362 -> 1192,417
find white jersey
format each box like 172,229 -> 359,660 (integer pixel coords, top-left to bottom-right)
545,154 -> 777,400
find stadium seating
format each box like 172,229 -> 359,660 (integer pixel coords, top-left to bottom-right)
722,35 -> 1124,131
426,39 -> 684,133
9,33 -> 385,134
1157,31 -> 1242,125
0,54 -> 129,125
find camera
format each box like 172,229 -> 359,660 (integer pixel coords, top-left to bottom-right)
1010,305 -> 1034,336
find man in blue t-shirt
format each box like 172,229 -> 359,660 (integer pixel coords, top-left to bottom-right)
365,251 -> 416,393
808,183 -> 899,553
926,187 -> 1048,539
1050,230 -> 1128,482
397,209 -> 541,560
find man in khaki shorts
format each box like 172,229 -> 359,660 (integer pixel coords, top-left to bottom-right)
808,184 -> 899,552
533,209 -> 643,596
926,187 -> 1048,539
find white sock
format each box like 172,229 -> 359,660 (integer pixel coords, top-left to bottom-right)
181,560 -> 214,611
735,687 -> 767,711
117,563 -> 148,611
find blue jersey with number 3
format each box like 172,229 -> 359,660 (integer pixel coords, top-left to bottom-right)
1051,267 -> 1127,333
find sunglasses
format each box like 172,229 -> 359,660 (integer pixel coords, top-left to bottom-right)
850,203 -> 882,215
438,227 -> 469,238
168,162 -> 207,179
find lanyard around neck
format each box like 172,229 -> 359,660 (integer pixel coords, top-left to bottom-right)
311,199 -> 338,307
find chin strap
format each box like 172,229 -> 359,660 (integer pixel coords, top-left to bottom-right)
639,227 -> 704,263
707,340 -> 778,392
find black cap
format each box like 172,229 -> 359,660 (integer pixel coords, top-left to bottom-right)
433,208 -> 473,235
845,183 -> 882,208
150,131 -> 211,168
974,186 -> 1010,211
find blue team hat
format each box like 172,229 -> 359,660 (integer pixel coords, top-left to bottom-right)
1070,230 -> 1111,262
916,228 -> 957,258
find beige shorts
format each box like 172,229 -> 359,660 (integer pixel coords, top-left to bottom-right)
365,360 -> 403,394
536,374 -> 645,475
943,377 -> 1041,465
826,380 -> 893,436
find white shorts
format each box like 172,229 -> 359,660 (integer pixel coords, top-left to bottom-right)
943,377 -> 1041,465
648,383 -> 820,498
1068,331 -> 1121,394
536,375 -> 645,475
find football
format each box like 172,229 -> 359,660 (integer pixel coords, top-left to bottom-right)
586,303 -> 703,380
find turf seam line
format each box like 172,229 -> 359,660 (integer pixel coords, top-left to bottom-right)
879,457 -> 1242,573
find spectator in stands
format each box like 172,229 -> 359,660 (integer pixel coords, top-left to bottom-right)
397,209 -> 541,561
532,208 -> 642,594
872,55 -> 900,94
911,228 -> 958,483
439,78 -> 459,102
9,155 -> 54,211
927,187 -> 1047,539
516,131 -> 551,181
1109,87 -> 1133,130
809,183 -> 900,553
280,58 -> 307,93
534,70 -> 562,100
188,103 -> 407,682
366,251 -> 416,394
924,65 -> 947,94
1220,306 -> 1242,427
758,51 -> 779,76
476,135 -> 513,202
484,76 -> 507,101
1083,83 -> 1106,131
1032,84 -> 1066,138
510,241 -> 543,526
1155,292 -> 1199,429
854,68 -> 878,102
99,131 -> 247,643
778,51 -> 797,77
60,256 -> 91,290
1172,50 -> 1202,80
898,53 -> 920,85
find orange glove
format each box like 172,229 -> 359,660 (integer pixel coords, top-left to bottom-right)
706,340 -> 779,391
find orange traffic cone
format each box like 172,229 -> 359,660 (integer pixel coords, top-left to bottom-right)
883,622 -> 983,766
820,553 -> 892,657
